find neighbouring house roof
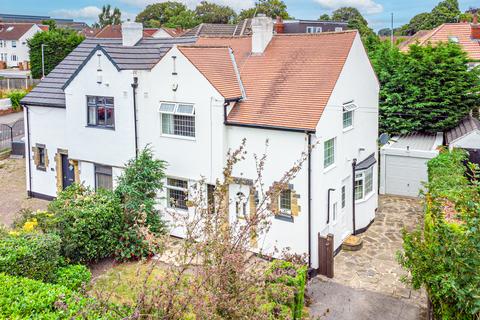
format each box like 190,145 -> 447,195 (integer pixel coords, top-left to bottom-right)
159,27 -> 187,37
388,132 -> 443,151
21,36 -> 197,107
38,25 -> 49,32
195,31 -> 358,131
80,27 -> 100,37
94,25 -> 159,39
445,116 -> 480,144
178,46 -> 243,100
400,23 -> 480,60
0,23 -> 36,40
183,19 -> 252,37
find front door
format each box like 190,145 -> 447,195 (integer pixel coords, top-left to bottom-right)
61,154 -> 75,189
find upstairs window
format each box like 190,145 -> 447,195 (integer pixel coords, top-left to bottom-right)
95,165 -> 113,190
160,103 -> 195,138
87,96 -> 115,129
324,138 -> 336,168
343,103 -> 357,130
11,40 -> 16,48
166,178 -> 188,210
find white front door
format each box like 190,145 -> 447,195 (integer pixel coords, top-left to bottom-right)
330,178 -> 352,249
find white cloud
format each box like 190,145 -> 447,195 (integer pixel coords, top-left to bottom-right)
120,0 -> 254,11
314,0 -> 383,15
52,6 -> 102,19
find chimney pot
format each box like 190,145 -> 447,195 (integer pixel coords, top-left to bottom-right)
121,21 -> 143,46
251,15 -> 274,54
471,14 -> 480,40
275,16 -> 285,34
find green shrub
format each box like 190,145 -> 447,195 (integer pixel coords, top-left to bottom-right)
47,184 -> 124,263
399,150 -> 480,319
114,147 -> 167,261
54,264 -> 92,291
6,90 -> 27,111
265,260 -> 307,319
0,232 -> 61,282
0,273 -> 122,319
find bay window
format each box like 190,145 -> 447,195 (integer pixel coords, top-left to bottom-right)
355,166 -> 374,201
160,103 -> 195,138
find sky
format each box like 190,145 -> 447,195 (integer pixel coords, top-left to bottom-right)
1,0 -> 479,31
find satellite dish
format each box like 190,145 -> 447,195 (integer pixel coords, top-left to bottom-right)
378,133 -> 390,145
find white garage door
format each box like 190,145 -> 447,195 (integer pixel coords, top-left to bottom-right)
385,155 -> 429,197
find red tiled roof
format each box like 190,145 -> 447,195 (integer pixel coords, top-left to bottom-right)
143,28 -> 159,37
0,23 -> 36,40
196,31 -> 358,131
400,23 -> 480,60
178,46 -> 243,100
38,25 -> 49,32
94,25 -> 155,39
162,27 -> 188,37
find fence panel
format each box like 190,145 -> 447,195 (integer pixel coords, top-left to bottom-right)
0,78 -> 40,90
0,123 -> 12,151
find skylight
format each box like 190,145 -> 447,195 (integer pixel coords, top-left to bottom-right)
448,36 -> 459,43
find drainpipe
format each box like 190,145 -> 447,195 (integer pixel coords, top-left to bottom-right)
352,158 -> 357,235
307,132 -> 312,268
23,104 -> 32,198
131,77 -> 139,158
326,188 -> 335,224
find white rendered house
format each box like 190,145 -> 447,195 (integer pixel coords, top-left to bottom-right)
0,23 -> 43,68
22,19 -> 379,269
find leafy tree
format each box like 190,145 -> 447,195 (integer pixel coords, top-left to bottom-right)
195,1 -> 237,24
28,28 -> 84,79
318,14 -> 330,21
239,0 -> 291,20
94,4 -> 122,28
370,41 -> 480,134
378,28 -> 393,36
331,7 -> 375,38
135,1 -> 188,28
41,19 -> 56,30
164,9 -> 200,29
399,0 -> 460,35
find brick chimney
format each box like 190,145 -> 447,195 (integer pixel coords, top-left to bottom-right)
252,14 -> 273,54
121,21 -> 143,46
275,16 -> 284,34
471,14 -> 480,40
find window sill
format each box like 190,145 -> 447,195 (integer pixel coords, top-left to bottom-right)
355,191 -> 375,204
85,125 -> 115,131
36,166 -> 46,172
275,213 -> 294,223
323,164 -> 337,174
343,126 -> 354,133
161,134 -> 196,141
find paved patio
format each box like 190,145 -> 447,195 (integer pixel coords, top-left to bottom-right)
308,195 -> 427,319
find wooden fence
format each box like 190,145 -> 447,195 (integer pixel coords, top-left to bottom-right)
0,78 -> 40,90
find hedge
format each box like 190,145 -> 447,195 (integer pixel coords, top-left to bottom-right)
399,149 -> 480,319
0,232 -> 61,282
0,273 -> 122,319
54,264 -> 92,291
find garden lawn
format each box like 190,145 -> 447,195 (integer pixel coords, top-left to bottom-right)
90,260 -> 165,304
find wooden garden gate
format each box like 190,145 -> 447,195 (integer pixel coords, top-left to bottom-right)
317,233 -> 334,278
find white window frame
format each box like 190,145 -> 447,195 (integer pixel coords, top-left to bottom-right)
307,26 -> 322,33
11,40 -> 16,48
341,185 -> 346,209
11,54 -> 17,62
343,110 -> 354,130
355,166 -> 374,202
335,27 -> 343,32
278,189 -> 292,216
323,138 -> 336,169
159,102 -> 196,139
166,177 -> 189,210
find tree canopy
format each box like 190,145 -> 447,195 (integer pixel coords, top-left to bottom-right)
28,28 -> 84,79
369,40 -> 480,134
331,7 -> 376,38
238,0 -> 291,20
94,5 -> 122,28
195,1 -> 237,24
135,1 -> 191,28
399,0 -> 460,35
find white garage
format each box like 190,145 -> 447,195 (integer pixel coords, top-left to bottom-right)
380,133 -> 443,198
